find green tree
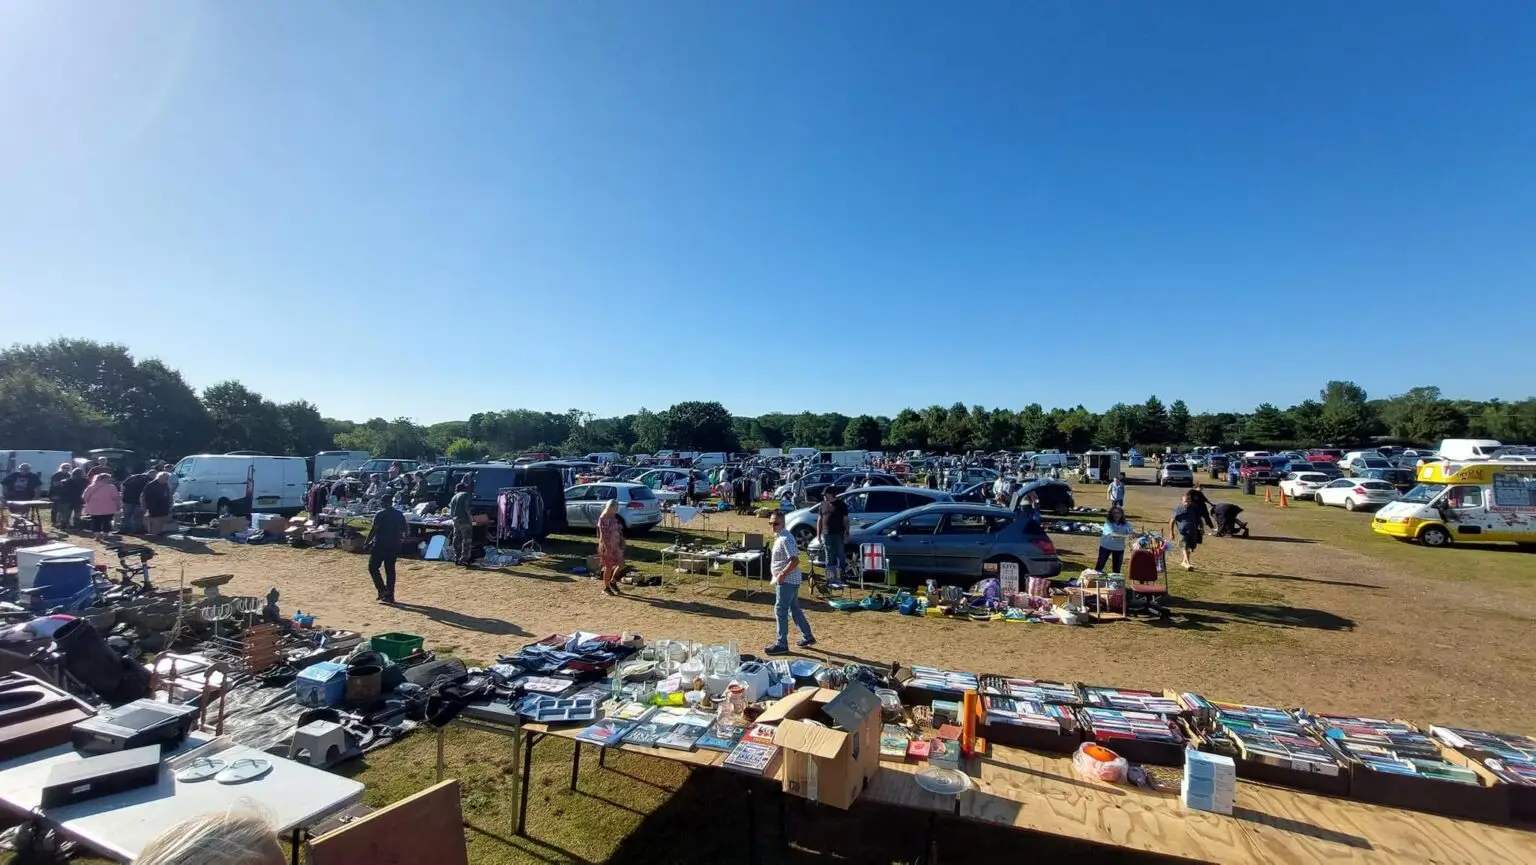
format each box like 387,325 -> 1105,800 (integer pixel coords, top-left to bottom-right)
276,400 -> 335,456
1096,403 -> 1144,448
887,409 -> 928,450
1314,380 -> 1376,443
444,437 -> 484,461
1056,407 -> 1097,453
1167,400 -> 1190,444
1242,403 -> 1293,443
661,401 -> 738,452
1016,404 -> 1049,451
0,371 -> 111,452
844,415 -> 883,450
1186,413 -> 1225,445
424,421 -> 470,455
202,381 -> 287,454
1141,396 -> 1169,445
633,408 -> 666,453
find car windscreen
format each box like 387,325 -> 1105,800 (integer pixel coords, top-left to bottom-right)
1359,481 -> 1395,491
1166,464 -> 1190,471
625,486 -> 656,500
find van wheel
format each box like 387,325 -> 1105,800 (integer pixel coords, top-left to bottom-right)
1344,498 -> 1357,512
791,525 -> 815,548
1419,526 -> 1451,548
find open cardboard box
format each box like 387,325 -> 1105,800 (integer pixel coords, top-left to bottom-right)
1333,722 -> 1511,824
760,685 -> 882,810
216,516 -> 249,537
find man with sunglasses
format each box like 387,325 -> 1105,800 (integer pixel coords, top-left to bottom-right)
763,511 -> 815,655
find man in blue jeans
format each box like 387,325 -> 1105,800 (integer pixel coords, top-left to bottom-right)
816,487 -> 849,585
764,511 -> 815,655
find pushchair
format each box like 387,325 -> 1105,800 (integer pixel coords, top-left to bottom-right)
1213,504 -> 1250,538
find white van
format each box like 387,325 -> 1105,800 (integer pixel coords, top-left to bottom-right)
827,450 -> 867,468
172,454 -> 310,517
1,450 -> 75,493
788,448 -> 820,461
315,450 -> 369,479
1435,439 -> 1503,461
758,448 -> 783,458
691,452 -> 726,469
584,452 -> 622,464
1032,452 -> 1068,470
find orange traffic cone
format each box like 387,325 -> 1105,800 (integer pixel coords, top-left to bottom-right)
1278,487 -> 1289,508
1264,486 -> 1274,504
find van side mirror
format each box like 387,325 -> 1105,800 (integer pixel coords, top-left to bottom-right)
887,530 -> 901,539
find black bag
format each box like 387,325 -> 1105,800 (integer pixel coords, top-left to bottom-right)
53,618 -> 150,706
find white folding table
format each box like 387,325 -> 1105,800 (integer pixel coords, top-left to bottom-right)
0,735 -> 363,862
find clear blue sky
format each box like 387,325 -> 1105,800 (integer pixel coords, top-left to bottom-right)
3,2 -> 1532,423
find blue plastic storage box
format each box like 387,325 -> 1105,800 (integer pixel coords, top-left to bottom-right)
295,662 -> 349,707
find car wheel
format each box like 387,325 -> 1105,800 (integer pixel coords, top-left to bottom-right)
627,524 -> 654,537
791,525 -> 815,548
1419,525 -> 1451,548
1315,494 -> 1326,507
1344,498 -> 1357,512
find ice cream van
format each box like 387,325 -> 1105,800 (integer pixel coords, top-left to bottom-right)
1372,460 -> 1536,548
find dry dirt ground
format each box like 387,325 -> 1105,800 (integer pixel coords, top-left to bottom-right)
60,467 -> 1536,732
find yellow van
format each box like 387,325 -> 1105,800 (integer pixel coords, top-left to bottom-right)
1372,460 -> 1536,547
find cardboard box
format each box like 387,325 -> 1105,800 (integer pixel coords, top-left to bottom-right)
763,685 -> 882,810
1343,741 -> 1509,824
258,516 -> 288,535
339,536 -> 367,553
585,555 -> 602,574
1183,723 -> 1349,798
216,516 -> 249,537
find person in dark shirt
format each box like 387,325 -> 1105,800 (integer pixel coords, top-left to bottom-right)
141,472 -> 174,535
366,501 -> 408,603
60,468 -> 87,529
1168,490 -> 1206,571
48,463 -> 73,528
2,464 -> 42,502
816,488 -> 851,581
120,471 -> 151,534
449,482 -> 474,565
1187,484 -> 1216,530
306,481 -> 330,516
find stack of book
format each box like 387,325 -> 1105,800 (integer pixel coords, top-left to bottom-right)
980,676 -> 1080,705
1082,687 -> 1183,715
1431,726 -> 1536,787
1078,708 -> 1185,745
1210,701 -> 1341,776
983,696 -> 1076,733
621,707 -> 695,748
1310,715 -> 1482,786
907,666 -> 979,696
722,741 -> 778,776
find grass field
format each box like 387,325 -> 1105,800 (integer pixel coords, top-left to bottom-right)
8,469 -> 1533,864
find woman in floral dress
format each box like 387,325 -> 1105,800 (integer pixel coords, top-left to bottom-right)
597,499 -> 626,595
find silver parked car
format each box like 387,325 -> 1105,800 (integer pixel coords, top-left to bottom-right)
827,502 -> 1062,581
1157,463 -> 1195,486
784,486 -> 951,547
564,482 -> 661,533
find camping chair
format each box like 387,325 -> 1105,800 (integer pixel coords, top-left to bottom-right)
852,543 -> 893,591
1124,548 -> 1170,618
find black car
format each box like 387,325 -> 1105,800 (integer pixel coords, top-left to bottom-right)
802,472 -> 902,501
1206,454 -> 1229,480
415,462 -> 568,534
1356,467 -> 1415,493
1008,479 -> 1076,515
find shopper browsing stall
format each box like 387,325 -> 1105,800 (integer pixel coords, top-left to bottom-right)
816,487 -> 850,581
119,469 -> 151,534
1095,506 -> 1135,573
366,499 -> 407,604
81,472 -> 121,539
142,472 -> 174,535
597,499 -> 626,595
48,462 -> 72,528
449,482 -> 474,565
764,511 -> 815,655
2,462 -> 42,506
1108,475 -> 1126,510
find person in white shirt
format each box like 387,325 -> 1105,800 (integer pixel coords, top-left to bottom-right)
763,511 -> 815,655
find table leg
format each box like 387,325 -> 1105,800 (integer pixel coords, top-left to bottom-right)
745,779 -> 759,865
290,828 -> 302,865
598,745 -> 606,768
435,726 -> 446,782
926,811 -> 938,865
570,740 -> 581,791
517,732 -> 536,836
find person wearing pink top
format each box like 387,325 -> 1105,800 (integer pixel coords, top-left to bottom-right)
81,473 -> 121,539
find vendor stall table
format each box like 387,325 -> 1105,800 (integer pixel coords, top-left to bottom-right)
2,499 -> 53,542
0,735 -> 364,863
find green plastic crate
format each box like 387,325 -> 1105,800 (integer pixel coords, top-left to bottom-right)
370,632 -> 424,662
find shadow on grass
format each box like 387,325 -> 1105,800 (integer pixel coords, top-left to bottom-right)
618,592 -> 773,623
391,601 -> 533,636
1176,599 -> 1355,631
468,825 -> 597,865
1244,535 -> 1318,544
1230,571 -> 1384,590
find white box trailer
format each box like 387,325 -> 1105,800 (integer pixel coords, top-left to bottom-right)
1,450 -> 75,494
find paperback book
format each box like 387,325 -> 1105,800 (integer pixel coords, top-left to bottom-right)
723,741 -> 779,776
697,720 -> 749,752
657,710 -> 714,751
575,717 -> 634,747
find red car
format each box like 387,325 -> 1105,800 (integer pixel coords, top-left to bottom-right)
1239,458 -> 1277,483
1307,448 -> 1344,463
